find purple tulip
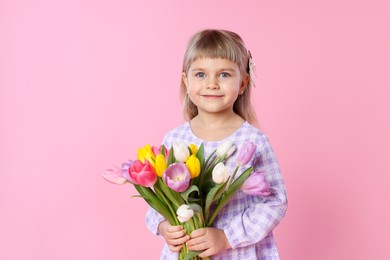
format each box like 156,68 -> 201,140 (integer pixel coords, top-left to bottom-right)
163,163 -> 190,192
241,171 -> 271,196
236,141 -> 256,166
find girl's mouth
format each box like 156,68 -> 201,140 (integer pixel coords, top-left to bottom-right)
202,95 -> 223,98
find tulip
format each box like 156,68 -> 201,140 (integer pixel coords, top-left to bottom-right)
137,144 -> 155,166
173,141 -> 190,162
176,204 -> 194,223
186,154 -> 200,178
154,154 -> 167,177
212,162 -> 230,184
241,171 -> 271,196
152,145 -> 169,158
225,145 -> 237,159
103,164 -> 128,185
126,160 -> 157,187
216,140 -> 233,158
236,141 -> 256,166
189,143 -> 198,155
163,163 -> 190,192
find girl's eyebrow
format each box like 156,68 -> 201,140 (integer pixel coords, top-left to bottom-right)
189,67 -> 236,72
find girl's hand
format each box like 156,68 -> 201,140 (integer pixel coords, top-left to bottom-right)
158,220 -> 189,252
186,227 -> 231,257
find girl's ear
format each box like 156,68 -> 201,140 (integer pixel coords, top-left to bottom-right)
240,73 -> 250,94
182,72 -> 188,89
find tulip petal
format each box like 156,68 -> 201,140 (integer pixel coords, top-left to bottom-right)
103,165 -> 128,185
176,204 -> 194,223
236,141 -> 256,166
241,171 -> 271,196
163,163 -> 190,192
137,170 -> 157,187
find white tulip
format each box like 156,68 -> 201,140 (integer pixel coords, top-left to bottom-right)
216,140 -> 233,157
173,141 -> 190,162
212,162 -> 230,184
225,145 -> 237,159
176,204 -> 194,223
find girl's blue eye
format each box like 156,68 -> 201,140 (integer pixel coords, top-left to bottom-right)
220,72 -> 230,78
195,72 -> 206,78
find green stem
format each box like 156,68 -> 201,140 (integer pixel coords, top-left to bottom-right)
226,166 -> 240,190
154,186 -> 179,225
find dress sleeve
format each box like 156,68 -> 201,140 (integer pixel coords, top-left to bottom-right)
145,206 -> 165,235
224,135 -> 288,249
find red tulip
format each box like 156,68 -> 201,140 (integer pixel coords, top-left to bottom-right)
126,160 -> 157,187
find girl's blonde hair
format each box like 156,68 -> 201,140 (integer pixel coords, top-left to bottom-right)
180,29 -> 259,127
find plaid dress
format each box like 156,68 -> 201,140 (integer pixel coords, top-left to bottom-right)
146,122 -> 288,259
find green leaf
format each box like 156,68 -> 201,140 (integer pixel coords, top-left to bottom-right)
156,177 -> 184,208
200,179 -> 215,194
183,250 -> 202,260
187,197 -> 201,203
204,183 -> 225,219
203,150 -> 216,171
160,144 -> 166,155
181,185 -> 199,204
188,203 -> 202,213
225,167 -> 253,196
133,185 -> 176,225
196,143 -> 205,169
207,167 -> 253,226
167,147 -> 175,165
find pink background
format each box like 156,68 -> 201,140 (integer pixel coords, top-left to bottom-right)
1,0 -> 389,259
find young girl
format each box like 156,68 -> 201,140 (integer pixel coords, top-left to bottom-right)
145,29 -> 288,259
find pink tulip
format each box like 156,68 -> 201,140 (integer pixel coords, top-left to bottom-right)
236,141 -> 256,166
125,160 -> 157,187
241,171 -> 271,196
152,145 -> 169,158
162,163 -> 190,192
103,164 -> 128,185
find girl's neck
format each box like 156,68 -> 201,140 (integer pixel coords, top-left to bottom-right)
189,112 -> 245,142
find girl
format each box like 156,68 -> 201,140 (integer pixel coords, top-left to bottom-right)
145,29 -> 288,259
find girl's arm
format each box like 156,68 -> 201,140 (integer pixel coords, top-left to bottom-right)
223,134 -> 288,249
145,206 -> 165,235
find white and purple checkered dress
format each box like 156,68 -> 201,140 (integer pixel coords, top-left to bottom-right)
146,122 -> 288,260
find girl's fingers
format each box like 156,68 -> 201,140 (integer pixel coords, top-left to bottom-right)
168,225 -> 184,232
187,242 -> 207,252
186,238 -> 207,251
168,244 -> 183,252
167,235 -> 189,246
166,229 -> 187,239
189,228 -> 206,238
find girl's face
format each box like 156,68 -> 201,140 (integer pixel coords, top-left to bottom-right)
183,58 -> 247,117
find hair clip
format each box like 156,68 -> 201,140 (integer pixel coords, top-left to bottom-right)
248,50 -> 256,88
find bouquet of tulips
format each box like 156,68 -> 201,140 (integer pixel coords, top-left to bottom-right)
103,140 -> 271,260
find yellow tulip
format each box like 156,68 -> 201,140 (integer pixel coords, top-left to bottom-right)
189,144 -> 198,155
186,154 -> 200,178
137,144 -> 155,166
155,154 -> 167,177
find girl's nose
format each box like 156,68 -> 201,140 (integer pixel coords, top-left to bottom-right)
206,77 -> 219,89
